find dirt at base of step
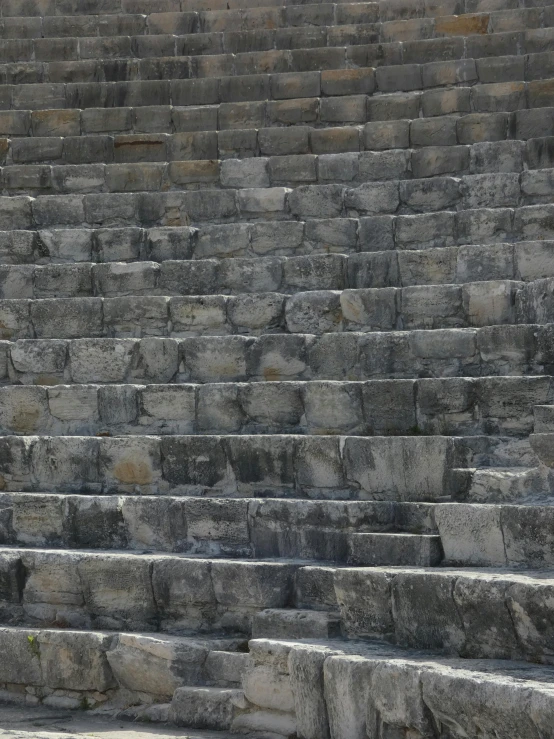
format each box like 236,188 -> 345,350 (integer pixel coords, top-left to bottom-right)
0,703 -> 260,739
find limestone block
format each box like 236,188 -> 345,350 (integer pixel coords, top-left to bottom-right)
107,633 -> 209,698
69,339 -> 136,383
211,561 -> 297,608
99,436 -> 162,493
78,553 -> 157,629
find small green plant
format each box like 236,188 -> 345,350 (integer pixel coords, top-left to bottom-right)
80,695 -> 91,711
27,635 -> 40,659
409,424 -> 422,435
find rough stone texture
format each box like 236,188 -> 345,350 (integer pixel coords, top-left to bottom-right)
0,1 -> 552,736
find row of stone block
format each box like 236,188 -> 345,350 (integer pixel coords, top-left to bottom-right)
1,39 -> 552,100
0,281 -> 551,335
1,0 -> 547,19
0,492 -> 435,559
1,104 -> 550,148
0,432 -> 464,498
0,279 -> 553,338
1,237 -> 553,294
0,376 -> 548,436
0,628 -> 248,711
0,546 -> 308,632
0,326 -> 550,384
2,145 -> 552,199
0,208 -> 551,266
0,142 -> 548,193
0,75 -> 551,126
1,11 -> 550,67
3,130 -> 549,171
336,565 -> 554,663
0,4 -> 393,41
13,118 -> 554,162
253,637 -> 554,739
2,2 -> 541,40
2,174 -> 554,232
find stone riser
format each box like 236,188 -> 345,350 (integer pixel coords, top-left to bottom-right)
335,565 -> 554,663
3,244 -> 554,298
2,172 -> 552,233
0,626 -> 248,712
1,133 -> 549,177
0,52 -> 552,112
0,278 -> 552,337
1,5 -> 548,44
436,501 -> 554,567
0,547 -> 305,634
2,139 -> 553,196
0,433 -> 466,499
0,493 -> 437,560
1,0 -> 549,19
0,376 -> 549,438
0,9 -> 549,68
0,326 -> 549,384
248,638 -> 554,739
0,208 -> 552,266
0,102 -> 550,144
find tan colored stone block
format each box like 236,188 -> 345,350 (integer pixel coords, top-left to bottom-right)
436,13 -> 490,36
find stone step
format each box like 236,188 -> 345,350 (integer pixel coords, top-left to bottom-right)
0,492 -> 437,561
335,564 -> 554,663
0,546 -> 310,631
0,326 -> 548,385
1,171 -> 552,233
0,279 -> 550,337
3,0 -> 552,19
533,403 -> 554,431
4,241 -> 554,298
0,433 -> 468,499
0,10 -> 549,68
1,133 -> 549,180
170,687 -> 248,732
0,139 -> 551,196
2,4 -> 548,42
348,531 -> 443,564
1,102 -> 550,146
453,462 -> 552,502
0,52 -> 552,112
0,626 -> 247,711
0,376 -> 549,437
251,608 -> 342,638
0,4 -> 391,42
0,205 -> 551,266
435,501 -> 554,567
249,636 -> 554,739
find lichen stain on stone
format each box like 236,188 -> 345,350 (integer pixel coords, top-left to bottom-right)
114,459 -> 153,485
263,367 -> 281,381
12,407 -> 40,434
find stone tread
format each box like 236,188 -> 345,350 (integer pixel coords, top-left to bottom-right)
0,277 -> 552,337
0,325 -> 549,383
1,173 -> 553,233
0,704 -> 265,738
0,40 -> 551,98
0,376 -> 549,437
0,9 -> 550,63
0,139 -> 551,195
0,432 -> 479,498
2,0 -> 552,18
0,102 -> 551,141
3,2 -> 552,40
2,246 -> 554,296
0,492 -> 439,560
334,564 -> 554,662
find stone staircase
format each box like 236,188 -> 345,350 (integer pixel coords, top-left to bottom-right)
0,0 -> 554,736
